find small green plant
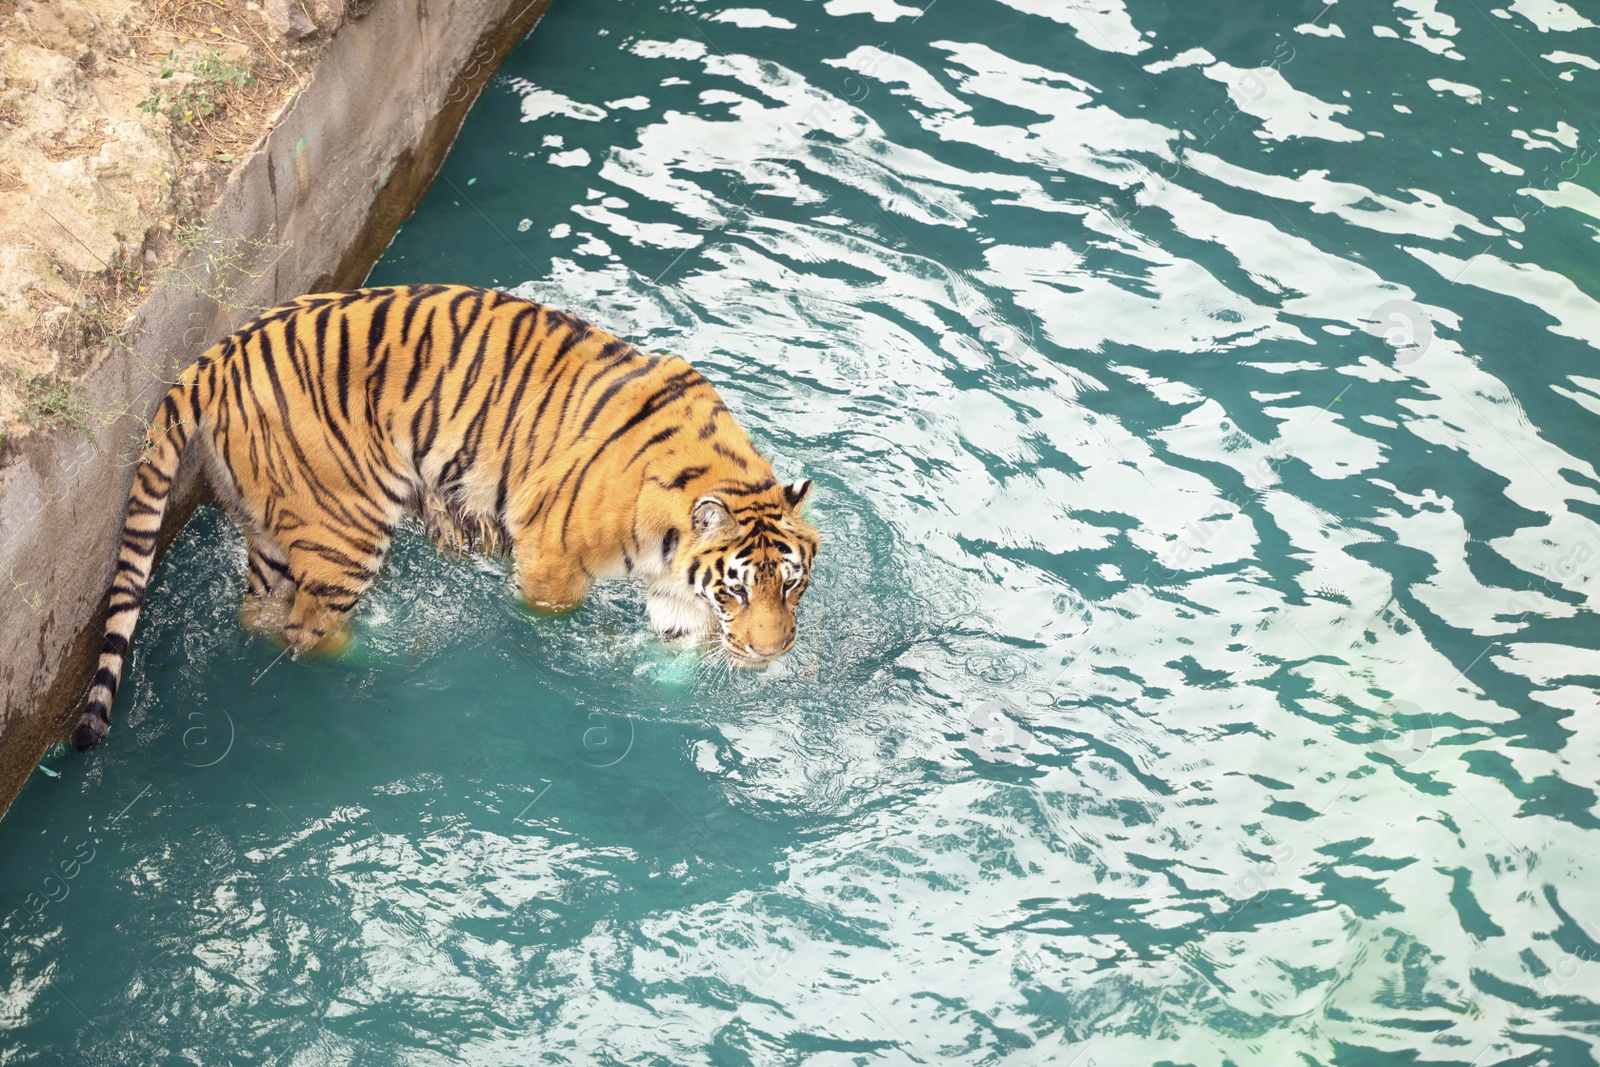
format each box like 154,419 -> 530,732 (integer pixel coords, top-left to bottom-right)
5,568 -> 45,614
11,373 -> 127,442
174,219 -> 209,254
17,375 -> 92,433
138,50 -> 256,124
165,229 -> 287,314
55,248 -> 145,358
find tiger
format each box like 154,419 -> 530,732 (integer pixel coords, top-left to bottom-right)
73,284 -> 820,750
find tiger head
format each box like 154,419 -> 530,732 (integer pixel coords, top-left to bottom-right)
682,479 -> 819,666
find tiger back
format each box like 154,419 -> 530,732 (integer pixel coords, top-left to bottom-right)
73,284 -> 820,749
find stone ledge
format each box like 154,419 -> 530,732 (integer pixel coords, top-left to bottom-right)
0,0 -> 552,820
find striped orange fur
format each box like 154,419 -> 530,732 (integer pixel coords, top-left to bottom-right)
74,284 -> 819,750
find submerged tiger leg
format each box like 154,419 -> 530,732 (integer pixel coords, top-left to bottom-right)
515,546 -> 592,613
646,589 -> 715,642
280,525 -> 389,654
240,529 -> 295,635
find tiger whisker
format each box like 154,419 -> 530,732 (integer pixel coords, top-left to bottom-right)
694,643 -> 738,686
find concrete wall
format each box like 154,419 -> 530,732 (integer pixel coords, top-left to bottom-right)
0,0 -> 552,819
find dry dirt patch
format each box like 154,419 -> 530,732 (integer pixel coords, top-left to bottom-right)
0,0 -> 353,449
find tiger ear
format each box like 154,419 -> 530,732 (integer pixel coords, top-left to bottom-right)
693,495 -> 732,537
784,479 -> 812,510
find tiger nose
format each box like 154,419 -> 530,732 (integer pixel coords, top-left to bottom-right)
752,636 -> 792,658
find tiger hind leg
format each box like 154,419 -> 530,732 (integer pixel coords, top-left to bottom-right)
515,545 -> 592,613
240,529 -> 295,636
280,524 -> 390,655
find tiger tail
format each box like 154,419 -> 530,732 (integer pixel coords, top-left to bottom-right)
73,373 -> 199,751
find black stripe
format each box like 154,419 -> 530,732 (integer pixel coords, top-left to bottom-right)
624,426 -> 679,470
699,403 -> 730,439
256,325 -> 348,521
544,340 -> 599,447
182,378 -> 202,437
135,467 -> 168,500
365,290 -> 396,411
92,666 -> 120,697
101,633 -> 129,658
669,466 -> 709,491
449,312 -> 497,421
579,356 -> 661,438
719,478 -> 778,496
411,388 -> 441,463
553,370 -> 707,546
446,289 -> 481,350
290,540 -> 379,579
368,347 -> 389,416
400,287 -> 426,347
570,340 -> 638,414
278,316 -> 316,415
495,308 -> 550,452
712,442 -> 749,470
335,306 -> 353,422
402,306 -> 437,401
522,326 -> 587,457
491,305 -> 542,410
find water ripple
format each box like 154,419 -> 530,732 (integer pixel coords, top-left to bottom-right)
4,0 -> 1600,1063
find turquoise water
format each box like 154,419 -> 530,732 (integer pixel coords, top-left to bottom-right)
7,0 -> 1600,1061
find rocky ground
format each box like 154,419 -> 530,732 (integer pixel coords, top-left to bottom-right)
0,0 -> 352,447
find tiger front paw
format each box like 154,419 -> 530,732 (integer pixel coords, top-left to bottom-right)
647,593 -> 714,643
